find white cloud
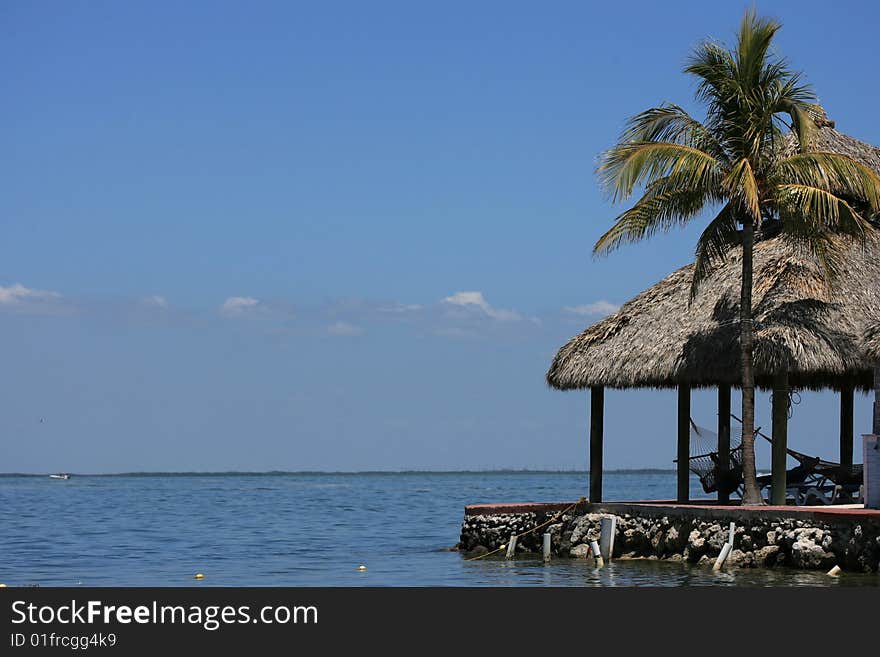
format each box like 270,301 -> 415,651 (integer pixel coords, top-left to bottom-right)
0,283 -> 61,305
441,291 -> 521,321
221,296 -> 260,316
327,321 -> 363,336
563,300 -> 620,317
143,295 -> 168,309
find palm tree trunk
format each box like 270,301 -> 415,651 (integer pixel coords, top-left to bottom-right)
739,218 -> 764,505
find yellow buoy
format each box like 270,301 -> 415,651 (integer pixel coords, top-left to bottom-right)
194,573 -> 205,579
358,565 -> 367,571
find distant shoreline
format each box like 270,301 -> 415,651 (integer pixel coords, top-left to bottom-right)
0,469 -> 676,477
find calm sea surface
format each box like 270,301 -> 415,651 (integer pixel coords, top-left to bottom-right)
2,472 -> 878,587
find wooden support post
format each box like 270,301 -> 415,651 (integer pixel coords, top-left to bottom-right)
874,365 -> 880,436
677,384 -> 690,503
590,386 -> 604,503
717,384 -> 731,504
840,383 -> 854,468
771,371 -> 789,506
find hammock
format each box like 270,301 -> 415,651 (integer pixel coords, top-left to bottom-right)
678,414 -> 863,503
740,417 -> 864,501
682,420 -> 744,496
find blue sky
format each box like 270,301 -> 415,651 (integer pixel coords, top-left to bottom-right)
2,1 -> 877,473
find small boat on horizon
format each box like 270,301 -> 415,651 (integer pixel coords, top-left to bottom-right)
49,473 -> 70,480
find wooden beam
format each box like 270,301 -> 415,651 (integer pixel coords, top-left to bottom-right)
589,386 -> 604,503
840,383 -> 854,468
771,371 -> 789,506
717,384 -> 731,504
677,384 -> 690,503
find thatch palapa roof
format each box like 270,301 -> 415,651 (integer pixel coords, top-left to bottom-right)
866,323 -> 880,362
547,126 -> 880,393
547,234 -> 879,392
780,121 -> 880,172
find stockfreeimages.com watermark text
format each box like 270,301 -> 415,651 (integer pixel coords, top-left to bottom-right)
10,599 -> 318,632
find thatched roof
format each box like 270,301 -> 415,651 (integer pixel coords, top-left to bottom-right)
866,323 -> 880,362
780,123 -> 880,172
548,126 -> 880,393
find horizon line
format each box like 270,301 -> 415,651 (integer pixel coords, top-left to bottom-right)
0,468 -> 677,477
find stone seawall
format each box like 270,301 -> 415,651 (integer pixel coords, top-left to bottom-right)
459,502 -> 880,572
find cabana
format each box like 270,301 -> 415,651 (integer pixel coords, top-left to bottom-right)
547,126 -> 880,505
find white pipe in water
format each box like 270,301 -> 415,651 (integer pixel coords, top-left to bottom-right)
589,540 -> 604,568
505,534 -> 517,559
713,543 -> 732,571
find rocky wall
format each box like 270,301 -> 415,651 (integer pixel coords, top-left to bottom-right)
459,510 -> 880,572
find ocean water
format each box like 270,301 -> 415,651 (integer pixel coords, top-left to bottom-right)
1,472 -> 877,587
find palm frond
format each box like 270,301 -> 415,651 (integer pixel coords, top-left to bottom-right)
778,98 -> 819,150
722,158 -> 761,223
690,202 -> 740,300
597,142 -> 722,202
685,42 -> 737,109
620,104 -> 728,163
774,183 -> 874,237
734,9 -> 781,88
772,151 -> 880,213
593,185 -> 713,255
778,224 -> 847,287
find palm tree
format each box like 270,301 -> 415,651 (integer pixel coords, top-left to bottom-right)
593,10 -> 880,504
